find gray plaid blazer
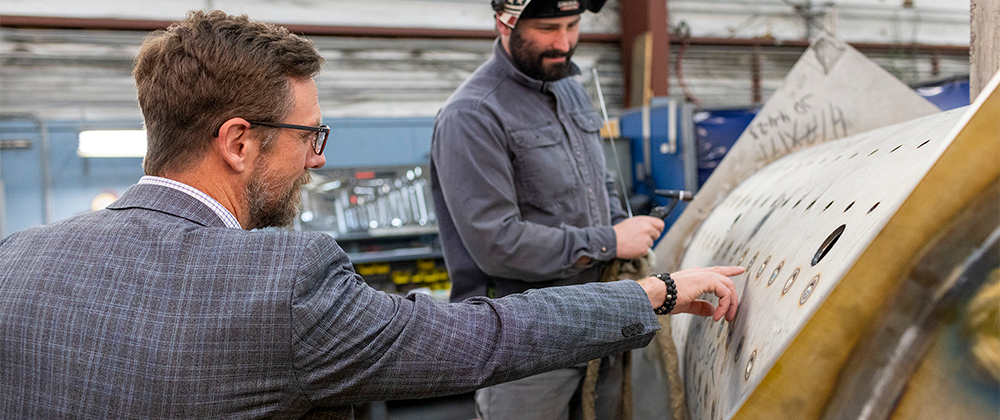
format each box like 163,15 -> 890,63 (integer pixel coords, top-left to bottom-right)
0,183 -> 659,419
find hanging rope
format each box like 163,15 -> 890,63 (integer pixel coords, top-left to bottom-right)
673,21 -> 702,107
582,256 -> 657,420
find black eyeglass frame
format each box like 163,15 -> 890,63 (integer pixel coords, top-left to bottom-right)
248,121 -> 330,155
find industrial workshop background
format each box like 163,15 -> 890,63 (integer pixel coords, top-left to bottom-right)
0,1 -> 983,419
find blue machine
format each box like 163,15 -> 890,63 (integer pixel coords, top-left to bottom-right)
913,77 -> 971,111
619,102 -> 756,231
619,103 -> 691,229
694,108 -> 757,187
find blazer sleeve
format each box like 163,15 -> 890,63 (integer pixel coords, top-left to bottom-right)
288,234 -> 659,407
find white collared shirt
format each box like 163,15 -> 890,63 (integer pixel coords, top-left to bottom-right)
138,176 -> 242,229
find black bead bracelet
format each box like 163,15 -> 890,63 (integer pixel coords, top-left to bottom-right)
652,272 -> 677,315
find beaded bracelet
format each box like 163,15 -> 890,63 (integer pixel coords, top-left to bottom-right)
652,272 -> 677,315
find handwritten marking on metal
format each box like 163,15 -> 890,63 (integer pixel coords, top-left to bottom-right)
655,35 -> 938,281
744,96 -> 849,161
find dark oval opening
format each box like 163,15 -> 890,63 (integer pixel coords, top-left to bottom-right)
812,224 -> 846,266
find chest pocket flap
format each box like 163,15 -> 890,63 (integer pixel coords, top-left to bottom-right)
571,111 -> 603,134
510,124 -> 565,149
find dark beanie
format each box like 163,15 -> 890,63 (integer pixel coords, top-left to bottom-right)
520,0 -> 605,19
492,0 -> 606,25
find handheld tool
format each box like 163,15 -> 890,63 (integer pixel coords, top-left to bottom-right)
649,189 -> 693,219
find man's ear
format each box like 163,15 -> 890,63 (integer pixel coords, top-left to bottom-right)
216,117 -> 253,173
496,14 -> 513,37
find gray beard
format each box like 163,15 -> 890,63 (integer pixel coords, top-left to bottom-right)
245,169 -> 311,230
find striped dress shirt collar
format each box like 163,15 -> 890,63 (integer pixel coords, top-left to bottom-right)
137,176 -> 242,229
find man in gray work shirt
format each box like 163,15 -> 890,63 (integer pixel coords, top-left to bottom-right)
430,0 -> 670,417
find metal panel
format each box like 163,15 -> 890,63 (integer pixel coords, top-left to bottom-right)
679,105 -> 967,419
660,34 -> 999,419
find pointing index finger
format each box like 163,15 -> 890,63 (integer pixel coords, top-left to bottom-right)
710,265 -> 746,277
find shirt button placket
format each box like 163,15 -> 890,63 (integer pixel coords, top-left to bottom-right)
587,188 -> 599,221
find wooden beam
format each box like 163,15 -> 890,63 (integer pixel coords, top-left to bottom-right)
629,32 -> 653,108
619,0 -> 670,107
971,0 -> 1000,98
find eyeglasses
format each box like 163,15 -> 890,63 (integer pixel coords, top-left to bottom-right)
248,121 -> 330,155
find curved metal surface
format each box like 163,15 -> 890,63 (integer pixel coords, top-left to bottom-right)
821,184 -> 999,420
664,49 -> 999,418
677,105 -> 968,419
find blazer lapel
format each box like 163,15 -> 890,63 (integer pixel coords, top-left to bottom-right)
107,183 -> 233,229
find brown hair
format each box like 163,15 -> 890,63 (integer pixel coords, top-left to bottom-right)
133,10 -> 324,175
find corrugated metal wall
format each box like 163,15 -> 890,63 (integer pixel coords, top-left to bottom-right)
0,28 -> 625,120
0,26 -> 968,122
667,44 -> 969,109
0,0 -> 972,119
669,0 -> 970,45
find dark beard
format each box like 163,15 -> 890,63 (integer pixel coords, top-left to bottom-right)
245,170 -> 312,230
509,27 -> 576,82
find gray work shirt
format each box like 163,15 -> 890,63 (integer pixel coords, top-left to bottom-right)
431,39 -> 628,302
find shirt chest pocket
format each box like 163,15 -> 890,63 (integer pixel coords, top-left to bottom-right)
509,124 -> 578,210
571,110 -> 604,135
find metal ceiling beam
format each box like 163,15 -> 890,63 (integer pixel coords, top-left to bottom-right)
1,14 -> 969,54
0,15 -> 619,43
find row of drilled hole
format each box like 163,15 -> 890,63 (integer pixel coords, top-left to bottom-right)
765,137 -> 932,175
715,224 -> 847,385
727,137 -> 932,212
692,138 -> 932,417
732,194 -> 880,214
699,198 -> 878,254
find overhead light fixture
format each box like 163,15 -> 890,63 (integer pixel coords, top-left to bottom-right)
78,130 -> 147,158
